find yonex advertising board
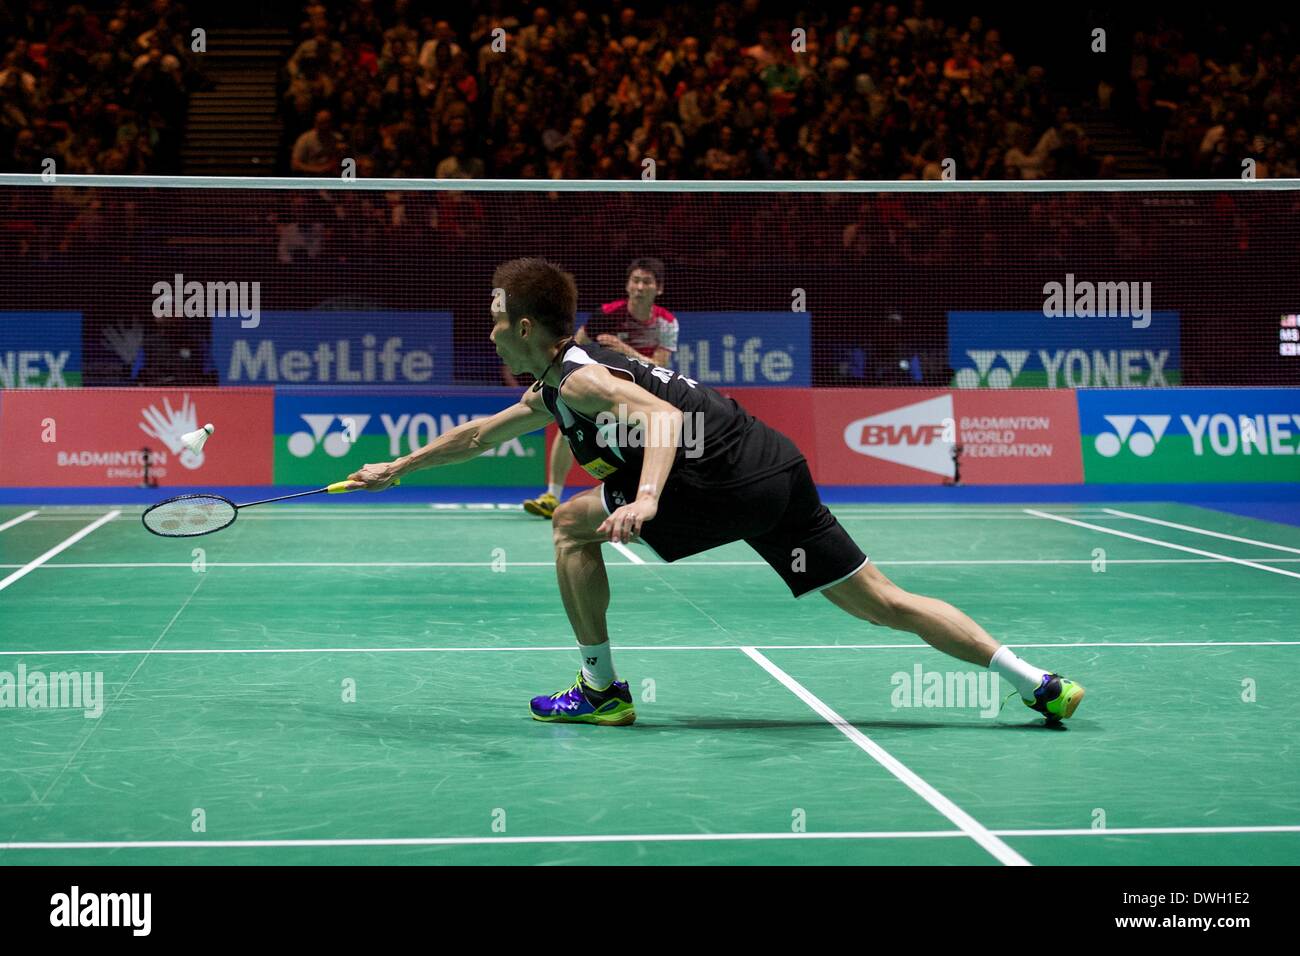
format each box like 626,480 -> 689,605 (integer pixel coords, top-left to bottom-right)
213,312 -> 454,387
948,311 -> 1181,388
274,393 -> 545,486
0,312 -> 82,388
0,388 -> 273,486
1078,388 -> 1300,483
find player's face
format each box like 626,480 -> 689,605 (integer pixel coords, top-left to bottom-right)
490,309 -> 524,372
626,269 -> 659,304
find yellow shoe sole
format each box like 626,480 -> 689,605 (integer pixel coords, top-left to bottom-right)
522,499 -> 556,519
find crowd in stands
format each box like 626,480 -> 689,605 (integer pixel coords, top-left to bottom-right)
0,0 -> 199,175
1116,21 -> 1300,178
5,2 -> 1297,182
284,1 -> 1099,181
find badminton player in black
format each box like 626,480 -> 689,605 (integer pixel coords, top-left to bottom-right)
348,258 -> 1085,726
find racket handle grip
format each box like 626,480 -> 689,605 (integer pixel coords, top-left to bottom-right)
327,478 -> 401,494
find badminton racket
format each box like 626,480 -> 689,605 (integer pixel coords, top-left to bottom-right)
142,479 -> 399,538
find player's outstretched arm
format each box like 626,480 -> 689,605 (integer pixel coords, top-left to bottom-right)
347,390 -> 552,490
560,365 -> 684,542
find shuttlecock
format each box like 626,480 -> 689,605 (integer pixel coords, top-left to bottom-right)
181,423 -> 214,455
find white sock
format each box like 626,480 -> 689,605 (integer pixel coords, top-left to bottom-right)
547,482 -> 564,499
579,640 -> 617,689
989,646 -> 1047,700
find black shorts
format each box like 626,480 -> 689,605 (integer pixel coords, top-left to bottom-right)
602,460 -> 868,598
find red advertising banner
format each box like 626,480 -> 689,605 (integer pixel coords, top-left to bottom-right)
0,389 -> 274,486
812,389 -> 1083,485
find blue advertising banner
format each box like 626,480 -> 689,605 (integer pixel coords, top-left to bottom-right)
672,312 -> 810,387
948,311 -> 1181,388
0,312 -> 83,388
213,312 -> 454,387
1078,387 -> 1300,483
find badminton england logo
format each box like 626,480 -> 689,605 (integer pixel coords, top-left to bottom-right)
139,395 -> 207,469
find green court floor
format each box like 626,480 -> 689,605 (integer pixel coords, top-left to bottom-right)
1,500 -> 1297,865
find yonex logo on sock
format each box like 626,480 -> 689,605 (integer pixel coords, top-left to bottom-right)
1093,415 -> 1171,458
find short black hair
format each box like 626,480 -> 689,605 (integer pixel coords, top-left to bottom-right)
627,256 -> 664,284
492,257 -> 577,339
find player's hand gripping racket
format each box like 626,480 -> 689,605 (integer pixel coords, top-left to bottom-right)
142,479 -> 399,538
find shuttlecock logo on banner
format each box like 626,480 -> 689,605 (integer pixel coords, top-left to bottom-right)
139,395 -> 209,469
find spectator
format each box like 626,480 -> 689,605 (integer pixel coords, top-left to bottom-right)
292,109 -> 342,175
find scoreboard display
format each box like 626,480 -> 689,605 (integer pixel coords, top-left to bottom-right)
1282,315 -> 1300,357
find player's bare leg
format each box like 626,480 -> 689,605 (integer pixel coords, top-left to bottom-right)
550,488 -> 611,647
822,563 -> 998,665
529,488 -> 636,724
822,563 -> 1085,720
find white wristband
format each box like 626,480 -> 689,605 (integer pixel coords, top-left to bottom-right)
638,483 -> 658,497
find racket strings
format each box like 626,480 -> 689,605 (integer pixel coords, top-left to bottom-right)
143,495 -> 237,537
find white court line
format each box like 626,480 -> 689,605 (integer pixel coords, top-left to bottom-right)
7,557 -> 1300,570
0,511 -> 120,594
0,640 -> 1295,657
0,510 -> 38,533
610,542 -> 645,564
835,514 -> 1125,521
740,646 -> 1029,867
5,824 -> 1299,852
1104,508 -> 1300,555
1025,509 -> 1300,581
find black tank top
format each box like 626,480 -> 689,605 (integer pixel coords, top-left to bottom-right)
539,342 -> 803,490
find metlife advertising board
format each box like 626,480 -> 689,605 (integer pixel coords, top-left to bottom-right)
1079,388 -> 1300,483
0,312 -> 82,388
948,311 -> 1181,388
213,312 -> 454,387
274,392 -> 544,486
668,312 -> 810,387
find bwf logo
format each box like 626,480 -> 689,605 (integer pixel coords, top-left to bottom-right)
1093,415 -> 1171,457
50,886 -> 151,936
